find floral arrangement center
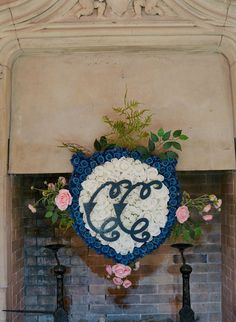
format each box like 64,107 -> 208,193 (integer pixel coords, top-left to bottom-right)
28,95 -> 221,288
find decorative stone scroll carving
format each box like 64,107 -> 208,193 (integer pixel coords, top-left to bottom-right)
134,0 -> 163,17
74,0 -> 106,18
73,0 -> 163,18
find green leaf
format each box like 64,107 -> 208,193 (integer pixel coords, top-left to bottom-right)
45,211 -> 53,218
166,151 -> 178,159
51,212 -> 58,224
158,152 -> 167,160
173,130 -> 182,138
104,144 -> 116,151
148,139 -> 155,152
179,134 -> 189,141
157,128 -> 165,137
183,229 -> 191,241
163,142 -> 172,149
150,132 -> 159,142
94,139 -> 102,151
172,142 -> 182,151
163,131 -> 171,141
194,227 -> 202,238
100,136 -> 107,147
189,229 -> 195,240
135,146 -> 149,156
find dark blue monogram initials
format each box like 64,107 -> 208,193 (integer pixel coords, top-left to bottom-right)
83,179 -> 163,243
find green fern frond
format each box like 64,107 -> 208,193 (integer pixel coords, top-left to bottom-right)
102,95 -> 152,149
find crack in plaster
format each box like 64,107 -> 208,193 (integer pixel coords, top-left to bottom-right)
218,0 -> 232,49
8,7 -> 22,52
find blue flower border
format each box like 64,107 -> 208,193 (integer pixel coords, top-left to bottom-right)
69,147 -> 181,265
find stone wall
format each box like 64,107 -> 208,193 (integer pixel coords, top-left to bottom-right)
20,171 -> 223,322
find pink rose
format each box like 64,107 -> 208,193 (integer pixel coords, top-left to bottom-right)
112,264 -> 131,278
58,177 -> 66,186
48,183 -> 55,190
203,204 -> 211,212
203,214 -> 213,221
123,279 -> 132,288
215,199 -> 222,209
176,206 -> 190,224
112,277 -> 123,286
28,204 -> 36,213
55,189 -> 72,211
105,265 -> 112,276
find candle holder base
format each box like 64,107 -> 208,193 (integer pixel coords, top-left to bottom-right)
171,243 -> 195,322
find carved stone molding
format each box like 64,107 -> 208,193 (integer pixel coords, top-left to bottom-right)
0,0 -> 235,32
68,0 -> 169,19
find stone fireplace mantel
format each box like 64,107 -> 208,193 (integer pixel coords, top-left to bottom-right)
0,0 -> 236,321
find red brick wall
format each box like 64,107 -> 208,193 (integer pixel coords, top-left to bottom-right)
222,172 -> 236,322
22,171 -> 223,322
8,166 -> 236,321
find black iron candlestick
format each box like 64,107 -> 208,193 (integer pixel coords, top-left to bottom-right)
45,243 -> 69,322
171,243 -> 195,322
4,243 -> 69,322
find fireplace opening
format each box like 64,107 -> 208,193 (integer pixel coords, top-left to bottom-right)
6,170 -> 227,322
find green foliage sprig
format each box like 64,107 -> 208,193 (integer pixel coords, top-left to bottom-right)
59,142 -> 91,154
136,128 -> 188,160
94,94 -> 151,151
94,94 -> 188,160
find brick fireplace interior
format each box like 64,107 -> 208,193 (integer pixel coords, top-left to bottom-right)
7,170 -> 231,322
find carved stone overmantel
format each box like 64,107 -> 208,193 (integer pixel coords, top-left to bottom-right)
0,1 -> 235,321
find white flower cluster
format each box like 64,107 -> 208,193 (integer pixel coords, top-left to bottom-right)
79,157 -> 170,255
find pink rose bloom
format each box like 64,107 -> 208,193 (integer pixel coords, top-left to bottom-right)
55,189 -> 72,211
58,177 -> 66,186
48,183 -> 55,190
28,204 -> 36,213
203,214 -> 213,221
123,279 -> 132,288
203,204 -> 211,212
176,206 -> 190,224
112,277 -> 123,286
215,199 -> 222,209
112,264 -> 132,278
105,265 -> 113,276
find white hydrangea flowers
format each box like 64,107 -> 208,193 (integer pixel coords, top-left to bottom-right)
79,157 -> 170,255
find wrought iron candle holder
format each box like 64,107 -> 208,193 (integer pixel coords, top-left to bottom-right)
171,243 -> 195,322
45,243 -> 69,322
3,243 -> 69,322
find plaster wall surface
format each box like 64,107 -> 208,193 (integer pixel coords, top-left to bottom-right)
9,51 -> 235,173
